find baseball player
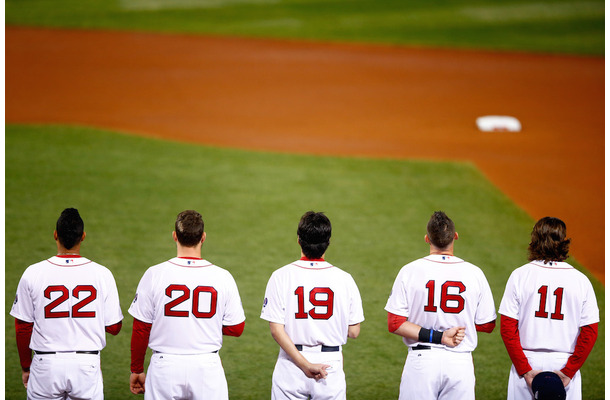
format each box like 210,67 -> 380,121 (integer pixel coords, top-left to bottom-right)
498,217 -> 599,400
385,211 -> 496,400
128,210 -> 246,400
260,211 -> 364,399
10,208 -> 123,400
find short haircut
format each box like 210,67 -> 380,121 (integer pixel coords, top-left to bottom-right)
297,211 -> 331,259
56,208 -> 84,250
175,210 -> 204,247
528,217 -> 570,263
426,211 -> 455,249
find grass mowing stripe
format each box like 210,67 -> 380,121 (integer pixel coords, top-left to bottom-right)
5,0 -> 604,55
5,124 -> 604,399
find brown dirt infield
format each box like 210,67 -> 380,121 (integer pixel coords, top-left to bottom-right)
6,27 -> 604,282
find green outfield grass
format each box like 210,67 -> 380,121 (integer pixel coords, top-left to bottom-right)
5,0 -> 604,55
5,124 -> 604,399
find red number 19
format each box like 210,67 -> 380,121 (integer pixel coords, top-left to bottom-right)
295,286 -> 334,320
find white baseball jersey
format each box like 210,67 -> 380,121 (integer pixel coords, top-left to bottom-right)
260,259 -> 364,346
498,260 -> 599,353
10,255 -> 123,352
128,257 -> 245,354
385,254 -> 496,351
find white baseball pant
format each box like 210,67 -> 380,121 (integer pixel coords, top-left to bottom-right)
399,346 -> 475,400
507,350 -> 580,400
27,352 -> 102,400
145,352 -> 228,400
272,346 -> 345,400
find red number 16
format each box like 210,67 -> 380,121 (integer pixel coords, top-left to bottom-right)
424,280 -> 466,314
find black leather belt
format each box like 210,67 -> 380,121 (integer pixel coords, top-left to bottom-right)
411,345 -> 431,350
295,344 -> 340,352
34,351 -> 99,355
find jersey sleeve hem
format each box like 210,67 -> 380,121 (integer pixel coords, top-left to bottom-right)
260,315 -> 284,324
10,312 -> 34,323
223,316 -> 246,326
105,316 -> 125,326
384,306 -> 408,318
474,313 -> 497,325
580,317 -> 600,327
498,310 -> 518,320
128,310 -> 153,324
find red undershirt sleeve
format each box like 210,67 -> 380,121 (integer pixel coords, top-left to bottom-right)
387,312 -> 407,333
222,321 -> 245,337
475,320 -> 496,333
561,323 -> 598,379
15,319 -> 34,371
131,319 -> 152,374
105,321 -> 122,336
500,315 -> 532,376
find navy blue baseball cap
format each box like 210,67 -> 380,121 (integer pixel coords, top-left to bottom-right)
532,372 -> 566,400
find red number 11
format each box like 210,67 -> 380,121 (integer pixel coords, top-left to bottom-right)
535,285 -> 564,320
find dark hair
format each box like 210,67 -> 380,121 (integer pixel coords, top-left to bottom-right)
528,217 -> 570,263
426,211 -> 455,249
175,210 -> 204,247
297,211 -> 331,259
56,208 -> 84,250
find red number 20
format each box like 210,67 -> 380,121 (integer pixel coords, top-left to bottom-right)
164,284 -> 217,319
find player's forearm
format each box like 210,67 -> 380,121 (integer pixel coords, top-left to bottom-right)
392,320 -> 422,339
269,322 -> 311,371
347,323 -> 360,339
15,319 -> 34,371
130,319 -> 152,374
561,323 -> 598,379
387,312 -> 439,341
500,315 -> 532,376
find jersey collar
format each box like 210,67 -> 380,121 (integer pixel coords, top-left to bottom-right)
48,255 -> 91,267
300,257 -> 325,262
530,260 -> 572,269
169,257 -> 213,268
293,259 -> 333,269
424,254 -> 464,264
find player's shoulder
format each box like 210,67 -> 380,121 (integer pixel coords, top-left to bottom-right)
268,261 -> 299,277
202,260 -> 236,278
18,259 -> 49,281
23,258 -> 51,271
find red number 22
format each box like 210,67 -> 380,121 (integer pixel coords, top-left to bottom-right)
44,285 -> 97,318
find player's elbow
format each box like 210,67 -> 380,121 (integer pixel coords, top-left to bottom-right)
105,321 -> 123,336
475,320 -> 496,334
348,323 -> 360,339
222,321 -> 245,337
269,322 -> 285,342
387,312 -> 407,334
